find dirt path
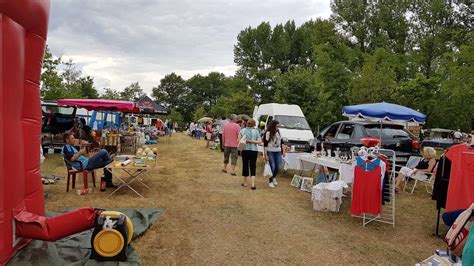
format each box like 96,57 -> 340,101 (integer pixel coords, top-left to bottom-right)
43,133 -> 444,265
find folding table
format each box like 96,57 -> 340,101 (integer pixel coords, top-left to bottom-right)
105,161 -> 151,198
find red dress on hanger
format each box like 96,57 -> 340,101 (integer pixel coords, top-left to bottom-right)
351,157 -> 383,215
445,144 -> 474,211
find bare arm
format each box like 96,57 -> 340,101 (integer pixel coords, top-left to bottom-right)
421,159 -> 436,173
71,147 -> 86,161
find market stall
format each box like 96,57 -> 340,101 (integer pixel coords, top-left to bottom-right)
57,99 -> 139,154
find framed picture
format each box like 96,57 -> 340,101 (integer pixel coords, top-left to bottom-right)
300,177 -> 314,192
291,175 -> 302,187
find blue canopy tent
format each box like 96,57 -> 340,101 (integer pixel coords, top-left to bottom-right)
342,102 -> 427,123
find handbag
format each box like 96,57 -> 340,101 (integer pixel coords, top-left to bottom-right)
238,134 -> 247,151
444,204 -> 474,257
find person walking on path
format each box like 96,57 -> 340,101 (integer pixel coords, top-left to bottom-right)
263,120 -> 286,188
206,120 -> 213,148
222,114 -> 240,176
239,119 -> 261,190
218,116 -> 228,152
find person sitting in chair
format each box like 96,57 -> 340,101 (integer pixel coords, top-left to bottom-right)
395,146 -> 437,192
62,132 -> 116,188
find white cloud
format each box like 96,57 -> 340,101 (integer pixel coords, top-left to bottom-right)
47,0 -> 331,95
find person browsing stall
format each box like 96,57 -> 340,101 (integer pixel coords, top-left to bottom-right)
218,116 -> 228,152
263,120 -> 287,188
239,119 -> 261,190
222,114 -> 240,176
62,133 -> 116,188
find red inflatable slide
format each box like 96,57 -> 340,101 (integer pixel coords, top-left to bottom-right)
0,1 -> 97,264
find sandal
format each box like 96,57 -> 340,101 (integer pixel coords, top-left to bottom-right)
231,173 -> 237,176
221,169 -> 227,173
241,183 -> 247,187
251,186 -> 256,190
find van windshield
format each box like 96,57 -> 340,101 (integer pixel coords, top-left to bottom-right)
274,115 -> 311,130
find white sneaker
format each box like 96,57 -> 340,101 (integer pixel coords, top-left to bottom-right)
269,183 -> 275,188
273,178 -> 278,186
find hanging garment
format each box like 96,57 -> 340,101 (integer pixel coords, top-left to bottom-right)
431,155 -> 451,210
445,144 -> 474,211
351,157 -> 383,216
378,155 -> 391,205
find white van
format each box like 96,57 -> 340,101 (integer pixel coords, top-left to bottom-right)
253,103 -> 314,151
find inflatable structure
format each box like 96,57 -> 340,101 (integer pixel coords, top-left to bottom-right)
0,1 -> 99,264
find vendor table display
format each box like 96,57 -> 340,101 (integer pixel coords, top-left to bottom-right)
283,152 -> 304,170
106,154 -> 156,198
297,153 -> 353,184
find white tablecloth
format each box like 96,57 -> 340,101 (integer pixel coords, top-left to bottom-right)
297,154 -> 354,184
283,152 -> 304,170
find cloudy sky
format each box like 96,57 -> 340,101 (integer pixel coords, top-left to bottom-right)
48,0 -> 331,95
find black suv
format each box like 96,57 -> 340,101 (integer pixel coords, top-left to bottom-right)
310,121 -> 420,164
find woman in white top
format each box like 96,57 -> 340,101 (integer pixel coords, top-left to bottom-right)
263,120 -> 287,188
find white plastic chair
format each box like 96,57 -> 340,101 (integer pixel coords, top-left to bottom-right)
403,161 -> 438,194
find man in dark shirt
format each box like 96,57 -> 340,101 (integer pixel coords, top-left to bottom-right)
62,132 -> 115,187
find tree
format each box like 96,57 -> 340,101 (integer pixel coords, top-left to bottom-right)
168,108 -> 184,124
61,59 -> 82,90
348,48 -> 398,104
120,82 -> 145,101
75,76 -> 99,99
152,73 -> 190,119
193,106 -> 206,122
41,48 -> 99,100
210,90 -> 255,118
274,67 -> 337,129
41,46 -> 65,100
101,88 -> 121,100
186,72 -> 228,112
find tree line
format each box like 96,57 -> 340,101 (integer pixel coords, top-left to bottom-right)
41,0 -> 473,131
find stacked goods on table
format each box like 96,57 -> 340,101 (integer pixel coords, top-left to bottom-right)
135,146 -> 157,160
134,159 -> 146,167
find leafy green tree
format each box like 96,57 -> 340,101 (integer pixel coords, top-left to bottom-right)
41,46 -> 65,100
168,108 -> 184,124
186,72 -> 228,112
274,67 -> 337,129
120,82 -> 145,101
348,48 -> 398,103
193,106 -> 207,122
435,43 -> 474,131
101,88 -> 121,100
75,76 -> 98,99
210,90 -> 255,118
152,73 -> 191,120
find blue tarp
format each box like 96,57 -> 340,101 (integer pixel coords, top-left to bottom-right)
342,102 -> 427,123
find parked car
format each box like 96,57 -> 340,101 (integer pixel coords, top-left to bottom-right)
41,101 -> 77,151
420,128 -> 457,159
253,103 -> 314,152
310,121 -> 420,164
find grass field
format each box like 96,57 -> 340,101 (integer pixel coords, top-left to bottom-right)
41,133 -> 445,265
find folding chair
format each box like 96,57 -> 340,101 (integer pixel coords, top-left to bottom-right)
64,158 -> 96,192
403,162 -> 438,194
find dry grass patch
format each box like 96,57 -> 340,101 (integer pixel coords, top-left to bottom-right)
41,133 -> 444,265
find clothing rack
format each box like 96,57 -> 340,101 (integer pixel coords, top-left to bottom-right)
351,147 -> 397,227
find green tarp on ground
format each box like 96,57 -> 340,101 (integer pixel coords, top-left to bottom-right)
8,208 -> 164,266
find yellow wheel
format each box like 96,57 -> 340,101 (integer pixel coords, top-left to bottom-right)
101,211 -> 134,244
93,229 -> 124,258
